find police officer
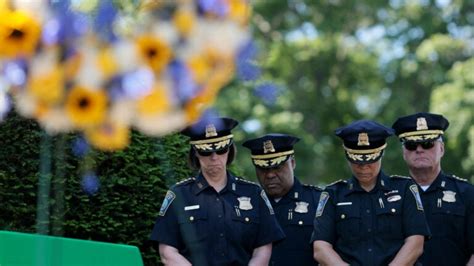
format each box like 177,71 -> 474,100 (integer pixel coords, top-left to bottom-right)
311,120 -> 430,265
243,133 -> 321,265
150,117 -> 285,266
392,112 -> 474,265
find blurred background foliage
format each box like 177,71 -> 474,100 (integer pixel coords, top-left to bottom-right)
219,0 -> 474,185
0,1 -> 473,265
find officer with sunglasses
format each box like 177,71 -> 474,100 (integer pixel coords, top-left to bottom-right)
243,134 -> 322,265
150,116 -> 285,266
311,120 -> 430,265
392,112 -> 474,266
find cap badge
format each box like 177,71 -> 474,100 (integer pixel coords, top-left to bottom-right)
263,140 -> 276,153
237,196 -> 253,210
442,190 -> 456,202
357,132 -> 370,146
205,124 -> 218,138
295,201 -> 309,213
416,117 -> 428,131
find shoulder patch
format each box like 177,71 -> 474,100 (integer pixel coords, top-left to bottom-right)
316,192 -> 330,217
390,175 -> 411,180
409,184 -> 424,211
326,179 -> 346,187
235,177 -> 258,186
448,174 -> 468,183
175,177 -> 195,186
158,190 -> 176,216
260,190 -> 275,215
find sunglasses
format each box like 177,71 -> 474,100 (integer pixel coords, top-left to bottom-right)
196,147 -> 229,156
403,141 -> 436,151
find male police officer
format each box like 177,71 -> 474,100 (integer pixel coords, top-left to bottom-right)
151,117 -> 284,266
243,134 -> 321,265
392,112 -> 474,265
311,120 -> 430,265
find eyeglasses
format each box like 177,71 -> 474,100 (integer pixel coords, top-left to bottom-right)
196,147 -> 229,156
403,141 -> 437,151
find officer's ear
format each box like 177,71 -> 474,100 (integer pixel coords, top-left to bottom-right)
290,156 -> 296,170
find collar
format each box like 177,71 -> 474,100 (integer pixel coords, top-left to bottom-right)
280,178 -> 303,201
423,171 -> 450,192
192,172 -> 238,195
345,171 -> 390,195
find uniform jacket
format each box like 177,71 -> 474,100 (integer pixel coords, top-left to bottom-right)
150,172 -> 285,266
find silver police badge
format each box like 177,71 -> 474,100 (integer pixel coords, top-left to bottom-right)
387,195 -> 401,202
238,196 -> 253,210
295,201 -> 309,213
442,190 -> 456,202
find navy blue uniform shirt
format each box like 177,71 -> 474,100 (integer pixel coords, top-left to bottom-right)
270,178 -> 321,266
311,172 -> 430,266
150,172 -> 285,266
417,172 -> 474,265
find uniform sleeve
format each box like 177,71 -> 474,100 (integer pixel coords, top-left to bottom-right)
464,183 -> 474,255
402,181 -> 431,238
310,190 -> 336,244
150,189 -> 183,249
253,188 -> 285,247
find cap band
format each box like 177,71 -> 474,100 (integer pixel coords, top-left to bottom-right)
250,150 -> 294,159
189,134 -> 233,145
398,129 -> 444,139
343,143 -> 387,154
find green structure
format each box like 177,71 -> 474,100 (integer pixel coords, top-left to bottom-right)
0,231 -> 143,266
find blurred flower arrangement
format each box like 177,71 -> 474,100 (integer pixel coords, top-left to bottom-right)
0,0 -> 251,150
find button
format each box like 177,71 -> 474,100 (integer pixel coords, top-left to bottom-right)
216,198 -> 220,201
218,214 -> 222,218
391,208 -> 396,213
366,209 -> 370,214
245,217 -> 250,222
298,221 -> 303,225
189,216 -> 194,221
341,214 -> 346,219
368,228 -> 372,232
220,233 -> 224,237
368,248 -> 372,252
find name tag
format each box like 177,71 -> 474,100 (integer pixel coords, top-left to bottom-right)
337,202 -> 352,206
184,205 -> 200,211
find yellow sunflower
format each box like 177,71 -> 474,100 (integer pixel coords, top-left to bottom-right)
228,0 -> 250,25
136,82 -> 171,115
28,66 -> 64,105
65,86 -> 107,129
188,50 -> 233,84
0,10 -> 41,58
136,35 -> 173,74
97,47 -> 117,78
86,121 -> 130,151
173,8 -> 195,37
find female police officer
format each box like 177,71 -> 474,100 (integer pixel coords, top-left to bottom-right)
311,120 -> 430,265
150,116 -> 285,266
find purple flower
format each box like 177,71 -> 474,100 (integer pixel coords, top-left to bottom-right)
236,40 -> 261,81
46,0 -> 89,44
81,172 -> 100,196
2,59 -> 28,87
254,82 -> 281,105
197,0 -> 229,17
72,136 -> 90,158
94,1 -> 118,42
169,60 -> 199,103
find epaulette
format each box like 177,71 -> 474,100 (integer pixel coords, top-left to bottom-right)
326,179 -> 346,187
303,184 -> 323,191
235,177 -> 258,186
448,174 -> 468,183
175,177 -> 195,186
390,175 -> 411,180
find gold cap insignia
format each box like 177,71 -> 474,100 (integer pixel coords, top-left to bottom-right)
357,133 -> 370,146
205,124 -> 218,138
416,117 -> 428,131
263,140 -> 276,154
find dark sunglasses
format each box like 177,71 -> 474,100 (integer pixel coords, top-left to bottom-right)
196,147 -> 229,156
403,141 -> 436,151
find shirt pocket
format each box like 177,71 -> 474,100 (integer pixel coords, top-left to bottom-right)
285,212 -> 314,251
336,205 -> 360,242
231,209 -> 260,248
375,201 -> 403,239
431,204 -> 465,238
177,208 -> 208,244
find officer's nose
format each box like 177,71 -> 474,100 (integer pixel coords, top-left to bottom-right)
264,169 -> 277,179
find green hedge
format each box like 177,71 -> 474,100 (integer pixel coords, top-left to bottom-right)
0,112 -> 194,265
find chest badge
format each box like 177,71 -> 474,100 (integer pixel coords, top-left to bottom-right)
295,201 -> 309,213
238,196 -> 253,210
442,190 -> 456,202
